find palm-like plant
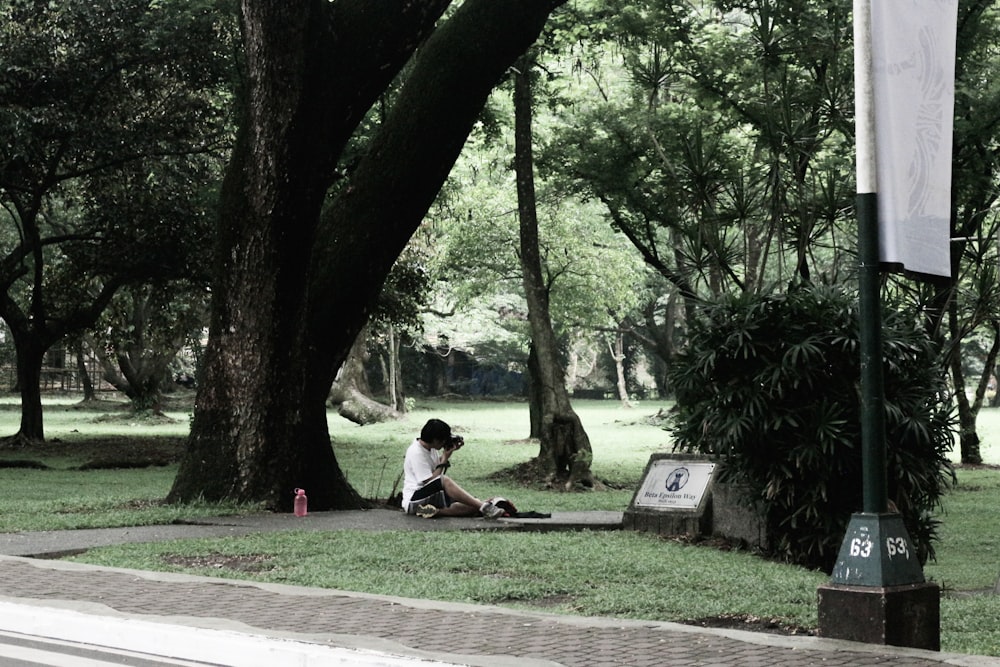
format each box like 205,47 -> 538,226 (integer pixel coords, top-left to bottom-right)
668,284 -> 955,571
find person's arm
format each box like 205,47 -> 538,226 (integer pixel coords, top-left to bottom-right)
430,452 -> 451,479
432,436 -> 463,478
412,446 -> 443,486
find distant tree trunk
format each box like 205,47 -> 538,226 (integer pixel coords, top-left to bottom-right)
514,53 -> 595,488
948,301 -> 985,464
169,1 -> 565,510
385,323 -> 406,412
565,342 -> 580,392
86,331 -> 170,414
956,316 -> 1000,463
608,330 -> 632,408
977,321 -> 1000,414
993,360 -> 1000,408
330,328 -> 401,425
73,339 -> 96,402
0,205 -> 124,445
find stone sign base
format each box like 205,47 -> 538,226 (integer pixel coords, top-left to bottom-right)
622,505 -> 710,536
708,482 -> 767,550
817,581 -> 940,651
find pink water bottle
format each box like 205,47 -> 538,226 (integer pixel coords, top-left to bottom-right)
293,488 -> 308,517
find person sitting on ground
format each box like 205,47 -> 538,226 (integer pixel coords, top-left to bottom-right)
402,418 -> 505,519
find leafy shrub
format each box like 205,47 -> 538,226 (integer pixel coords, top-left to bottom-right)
667,285 -> 955,571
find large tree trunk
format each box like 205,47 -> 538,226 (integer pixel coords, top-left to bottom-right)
170,1 -> 566,510
514,53 -> 595,488
5,336 -> 47,446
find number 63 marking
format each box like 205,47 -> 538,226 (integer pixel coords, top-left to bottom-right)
886,536 -> 910,559
849,537 -> 872,558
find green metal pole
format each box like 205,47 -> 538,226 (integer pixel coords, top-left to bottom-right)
820,0 -> 930,598
853,0 -> 887,516
856,192 -> 887,515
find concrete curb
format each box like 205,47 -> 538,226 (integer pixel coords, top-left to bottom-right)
0,600 -> 454,666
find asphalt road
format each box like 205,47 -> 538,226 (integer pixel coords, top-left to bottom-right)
0,627 -> 228,667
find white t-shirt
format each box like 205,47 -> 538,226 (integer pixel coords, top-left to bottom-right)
402,438 -> 442,506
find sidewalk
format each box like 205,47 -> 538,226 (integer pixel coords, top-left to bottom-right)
0,509 -> 625,558
0,510 -> 997,666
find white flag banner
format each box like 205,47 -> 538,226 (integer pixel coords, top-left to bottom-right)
871,0 -> 957,278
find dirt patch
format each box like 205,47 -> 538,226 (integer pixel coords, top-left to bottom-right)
662,532 -> 757,554
955,462 -> 1000,471
2,435 -> 187,469
0,459 -> 50,469
685,613 -> 816,636
74,445 -> 180,470
162,552 -> 275,573
520,593 -> 577,608
89,411 -> 180,426
487,459 -> 609,491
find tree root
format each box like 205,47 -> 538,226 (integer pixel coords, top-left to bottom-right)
0,433 -> 42,451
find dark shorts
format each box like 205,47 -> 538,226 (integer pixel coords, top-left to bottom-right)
405,477 -> 451,515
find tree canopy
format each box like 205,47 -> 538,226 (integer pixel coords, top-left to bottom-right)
0,0 -> 231,443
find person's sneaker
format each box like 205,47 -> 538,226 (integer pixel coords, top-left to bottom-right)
416,504 -> 440,519
479,501 -> 504,519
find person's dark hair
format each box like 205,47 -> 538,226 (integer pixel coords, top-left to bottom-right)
420,418 -> 451,443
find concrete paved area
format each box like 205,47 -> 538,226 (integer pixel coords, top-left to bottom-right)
0,510 -> 624,558
0,509 -> 997,666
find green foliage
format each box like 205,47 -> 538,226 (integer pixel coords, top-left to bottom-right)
0,0 -> 233,434
544,0 -> 856,301
372,250 -> 432,337
667,285 -> 956,571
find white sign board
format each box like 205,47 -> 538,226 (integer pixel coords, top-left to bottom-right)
633,461 -> 716,510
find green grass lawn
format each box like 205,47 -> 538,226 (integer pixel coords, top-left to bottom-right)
1,394 -> 999,656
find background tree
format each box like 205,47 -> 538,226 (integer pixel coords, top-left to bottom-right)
926,0 -> 1000,463
329,252 -> 431,424
514,52 -> 595,488
425,60 -> 648,434
88,280 -> 209,413
542,0 -> 856,396
169,0 -> 568,511
0,0 -> 230,445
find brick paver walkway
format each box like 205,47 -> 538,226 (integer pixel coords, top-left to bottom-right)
0,556 -> 993,667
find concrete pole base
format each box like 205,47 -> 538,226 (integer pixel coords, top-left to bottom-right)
817,581 -> 940,651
